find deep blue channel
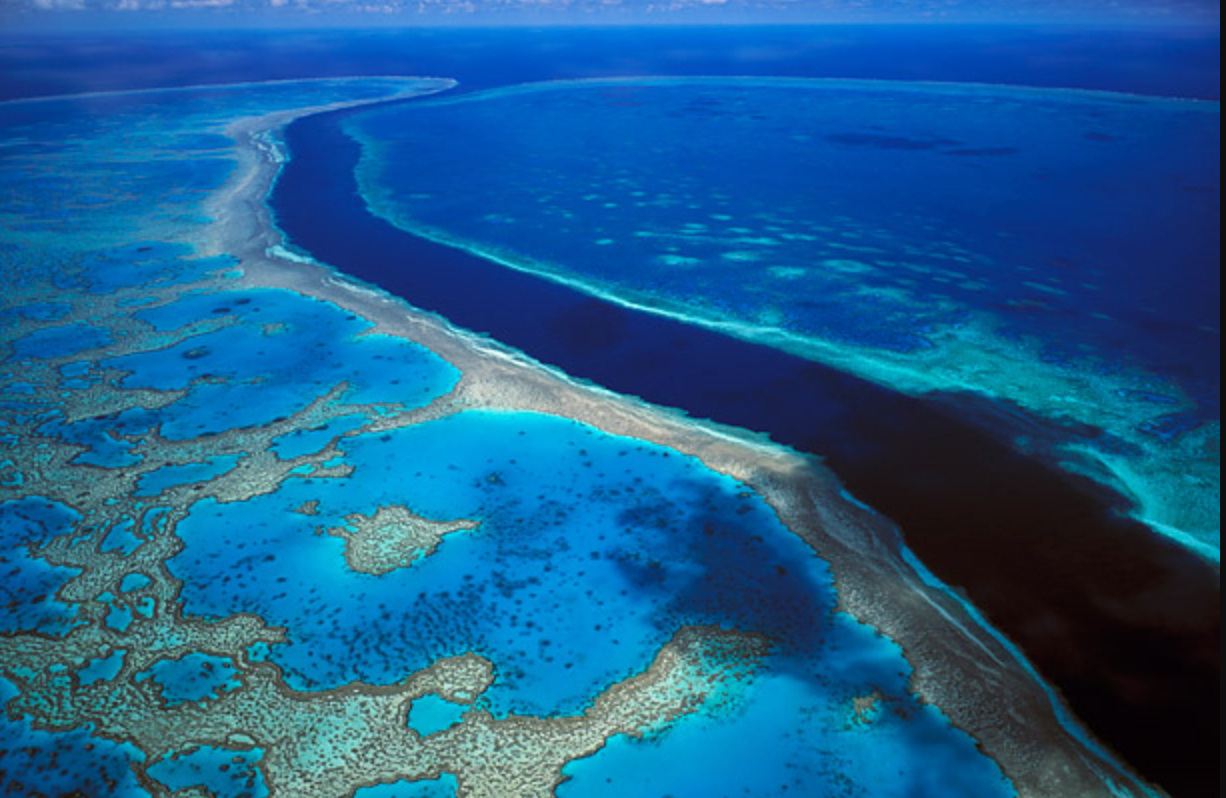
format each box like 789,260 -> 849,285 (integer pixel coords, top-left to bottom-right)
272,105 -> 1218,798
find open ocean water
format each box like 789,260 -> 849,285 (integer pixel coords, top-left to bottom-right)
0,24 -> 1220,798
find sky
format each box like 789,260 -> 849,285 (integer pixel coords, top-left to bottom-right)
0,0 -> 1219,30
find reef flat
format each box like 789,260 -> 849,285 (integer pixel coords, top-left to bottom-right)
1,79 -> 1155,796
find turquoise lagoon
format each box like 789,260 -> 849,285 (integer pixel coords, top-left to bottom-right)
0,79 -> 1035,796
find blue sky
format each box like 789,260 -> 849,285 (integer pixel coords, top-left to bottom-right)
0,0 -> 1219,29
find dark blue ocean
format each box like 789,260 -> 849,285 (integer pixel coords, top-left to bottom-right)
1,25 -> 1220,102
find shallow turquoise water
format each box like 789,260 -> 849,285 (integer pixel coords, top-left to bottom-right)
407,693 -> 468,736
37,413 -> 144,468
136,455 -> 242,496
80,243 -> 223,295
139,651 -> 243,705
169,409 -> 1012,794
0,681 -> 148,797
271,412 -> 369,459
0,497 -> 82,634
11,323 -> 113,360
145,743 -> 267,798
354,775 -> 460,798
80,648 -> 127,686
561,657 -> 996,798
102,288 -> 460,439
170,410 -> 829,712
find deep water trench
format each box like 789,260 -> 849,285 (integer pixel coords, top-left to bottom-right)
272,106 -> 1219,798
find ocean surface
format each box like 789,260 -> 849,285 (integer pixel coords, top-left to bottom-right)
1,26 -> 1220,102
0,25 -> 1220,798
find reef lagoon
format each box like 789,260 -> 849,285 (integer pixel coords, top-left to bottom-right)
1,24 -> 1220,798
